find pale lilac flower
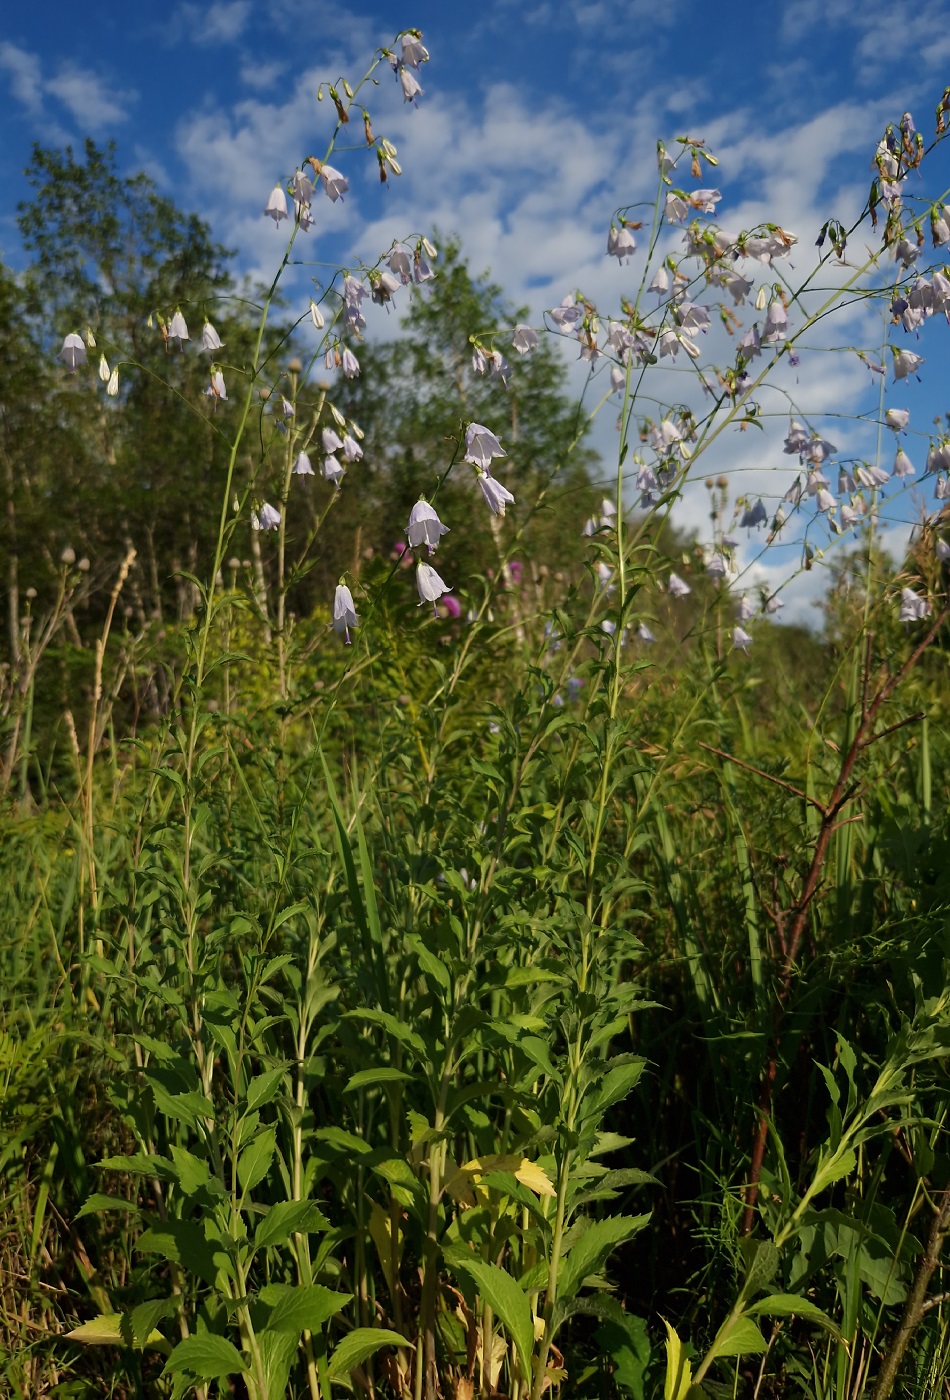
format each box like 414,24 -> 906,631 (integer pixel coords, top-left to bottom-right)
342,434 -> 362,462
333,583 -> 359,643
322,426 -> 344,454
293,451 -> 314,475
932,207 -> 950,245
816,488 -> 836,513
607,224 -> 637,262
895,237 -> 919,268
658,329 -> 682,359
706,552 -> 729,578
857,463 -> 890,488
310,301 -> 325,329
806,436 -> 836,464
512,324 -> 538,355
784,422 -> 809,455
668,572 -> 691,598
738,595 -> 755,622
407,499 -> 449,553
690,188 -> 721,213
582,517 -> 597,537
840,504 -> 860,527
168,310 -> 189,346
893,448 -> 915,479
292,169 -> 315,204
733,626 -> 753,653
207,368 -> 227,402
401,31 -> 429,67
323,455 -> 345,487
838,468 -> 857,494
59,332 -> 86,371
738,326 -> 762,360
387,243 -> 413,283
610,365 -> 625,395
676,302 -> 711,337
892,348 -> 924,381
596,561 -> 614,592
664,191 -> 689,222
478,472 -> 515,516
200,326 -> 227,366
264,184 -> 288,223
899,587 -> 932,623
464,423 -> 506,469
341,347 -> 360,378
938,476 -> 950,500
549,295 -> 583,330
636,622 -> 656,643
371,270 -> 401,307
739,499 -> 768,529
398,64 -> 423,102
253,503 -> 281,531
416,560 -> 450,611
762,299 -> 787,343
318,164 -> 349,202
885,408 -> 909,431
649,266 -> 670,296
413,247 -> 436,283
806,470 -> 829,496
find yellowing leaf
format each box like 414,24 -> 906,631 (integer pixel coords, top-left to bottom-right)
67,1314 -> 166,1349
663,1319 -> 693,1400
443,1154 -> 556,1204
514,1159 -> 557,1198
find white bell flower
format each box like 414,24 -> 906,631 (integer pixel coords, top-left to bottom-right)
333,582 -> 359,643
464,423 -> 506,469
59,333 -> 87,371
733,626 -> 753,653
478,472 -> 515,516
168,310 -> 189,345
201,321 -> 224,352
293,451 -> 314,475
253,503 -> 281,531
323,455 -> 345,486
416,560 -> 450,610
668,572 -> 691,598
264,184 -> 288,222
407,499 -> 449,553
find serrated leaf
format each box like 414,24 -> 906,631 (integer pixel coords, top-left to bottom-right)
246,1066 -> 288,1113
129,1299 -> 178,1351
67,1314 -> 165,1349
75,1193 -> 140,1220
238,1128 -> 277,1194
258,1283 -> 350,1334
663,1319 -> 693,1400
748,1294 -> 844,1340
327,1327 -> 411,1380
254,1200 -> 330,1251
447,1250 -> 534,1380
558,1214 -> 651,1303
706,1314 -> 768,1360
163,1334 -> 248,1379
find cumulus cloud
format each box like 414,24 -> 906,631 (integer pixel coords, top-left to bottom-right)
46,64 -> 135,132
0,41 -> 42,113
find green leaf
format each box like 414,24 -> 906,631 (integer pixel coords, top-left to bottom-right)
136,1219 -> 231,1289
345,1067 -> 414,1093
327,1327 -> 412,1380
238,1127 -> 277,1194
163,1333 -> 248,1380
246,1066 -> 289,1113
75,1193 -> 140,1220
447,1250 -> 534,1380
129,1298 -> 179,1350
558,1214 -> 651,1303
748,1294 -> 843,1340
810,1146 -> 856,1197
254,1200 -> 331,1251
169,1145 -> 220,1196
67,1313 -> 165,1349
740,1238 -> 780,1295
258,1283 -> 350,1335
706,1315 -> 768,1360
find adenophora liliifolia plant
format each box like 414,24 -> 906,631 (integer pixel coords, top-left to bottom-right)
44,37 -> 950,1400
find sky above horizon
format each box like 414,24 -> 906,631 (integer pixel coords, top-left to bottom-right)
3,0 -> 950,624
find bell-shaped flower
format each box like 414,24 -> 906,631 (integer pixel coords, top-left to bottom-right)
292,169 -> 315,204
899,587 -> 932,622
323,455 -> 345,487
893,448 -> 914,479
341,347 -> 360,378
610,365 -> 625,395
413,246 -> 436,283
649,266 -> 670,297
784,421 -> 809,455
738,326 -> 762,360
762,299 -> 788,343
207,368 -> 227,401
512,324 -> 538,355
401,31 -> 429,67
739,499 -> 768,529
840,503 -> 860,528
838,468 -> 857,494
664,191 -> 689,223
549,294 -> 583,330
733,626 -> 753,653
856,463 -> 889,488
253,502 -> 281,531
478,471 -> 515,517
636,622 -> 656,643
932,207 -> 950,245
371,270 -> 401,307
59,332 -> 87,371
892,348 -> 924,380
398,63 -> 423,102
387,243 -> 413,283
938,475 -> 950,500
582,516 -> 597,537
318,164 -> 349,202
668,572 -> 691,598
322,426 -> 344,454
333,582 -> 359,643
816,488 -> 836,513
201,321 -> 224,352
293,451 -> 314,475
264,184 -> 288,222
168,310 -> 189,345
706,552 -> 729,578
341,433 -> 363,462
407,499 -> 449,553
894,237 -> 919,268
416,560 -> 450,611
464,423 -> 506,469
607,224 -> 636,263
738,594 -> 755,622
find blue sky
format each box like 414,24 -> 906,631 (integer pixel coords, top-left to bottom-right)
2,0 -> 950,621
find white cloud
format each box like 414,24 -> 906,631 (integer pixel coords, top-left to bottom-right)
46,63 -> 135,132
0,41 -> 42,113
175,0 -> 252,45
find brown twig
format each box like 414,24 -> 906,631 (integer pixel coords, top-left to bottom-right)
740,602 -> 949,1235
